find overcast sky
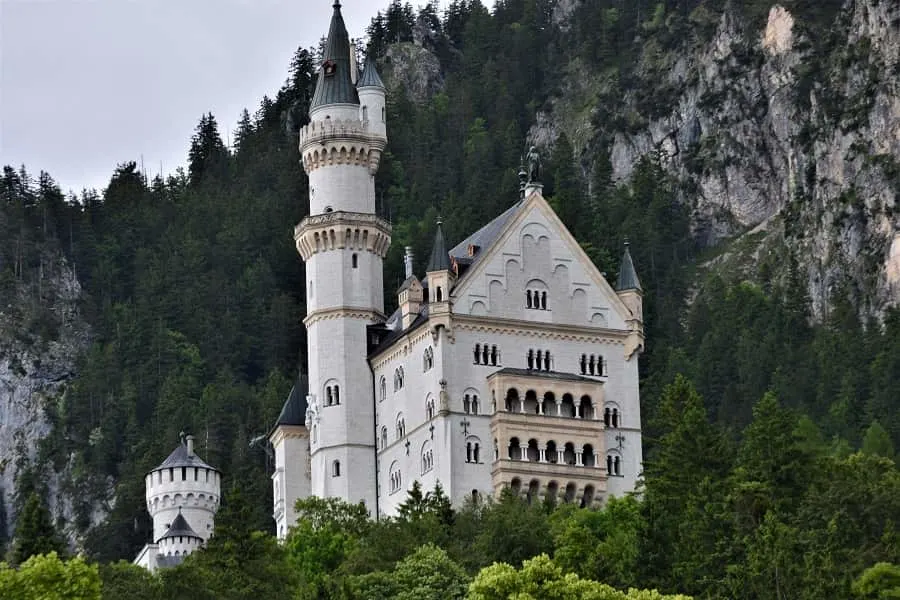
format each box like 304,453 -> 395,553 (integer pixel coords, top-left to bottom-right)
1,0 -> 479,195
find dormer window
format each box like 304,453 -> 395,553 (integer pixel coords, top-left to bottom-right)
323,60 -> 336,76
467,244 -> 480,257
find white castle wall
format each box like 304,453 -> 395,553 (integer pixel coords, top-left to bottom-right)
305,246 -> 384,314
146,465 -> 220,543
272,427 -> 310,539
307,164 -> 376,215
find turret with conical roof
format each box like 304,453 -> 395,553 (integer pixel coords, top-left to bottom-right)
145,434 -> 220,546
357,54 -> 387,139
136,434 -> 221,571
615,241 -> 643,327
310,1 -> 359,117
425,219 -> 456,339
155,507 -> 204,560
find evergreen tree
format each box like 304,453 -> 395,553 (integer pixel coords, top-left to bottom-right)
861,420 -> 895,460
11,492 -> 66,565
187,113 -> 229,186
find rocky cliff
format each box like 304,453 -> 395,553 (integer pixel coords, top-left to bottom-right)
0,251 -> 89,545
536,0 -> 899,319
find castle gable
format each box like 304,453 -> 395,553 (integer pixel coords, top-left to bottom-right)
450,192 -> 632,330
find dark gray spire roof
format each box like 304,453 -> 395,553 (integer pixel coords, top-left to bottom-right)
426,221 -> 451,272
616,242 -> 642,292
154,442 -> 216,472
275,375 -> 309,427
158,510 -> 202,542
310,2 -> 360,109
357,55 -> 385,89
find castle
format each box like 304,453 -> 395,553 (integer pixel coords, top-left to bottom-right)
133,434 -> 221,571
268,1 -> 645,538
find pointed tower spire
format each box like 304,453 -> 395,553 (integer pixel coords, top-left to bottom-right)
426,219 -> 451,272
310,1 -> 359,110
357,55 -> 385,89
615,240 -> 642,292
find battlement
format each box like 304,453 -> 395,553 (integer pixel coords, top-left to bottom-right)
299,118 -> 385,149
294,211 -> 392,260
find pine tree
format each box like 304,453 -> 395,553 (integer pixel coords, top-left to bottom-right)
11,492 -> 66,565
187,113 -> 229,186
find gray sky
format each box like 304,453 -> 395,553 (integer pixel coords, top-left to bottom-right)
1,0 -> 461,195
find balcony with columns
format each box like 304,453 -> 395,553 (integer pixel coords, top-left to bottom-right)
485,368 -> 608,506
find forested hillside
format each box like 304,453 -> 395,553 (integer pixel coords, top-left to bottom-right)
1,0 -> 899,597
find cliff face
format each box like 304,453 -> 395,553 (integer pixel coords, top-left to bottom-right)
538,0 -> 899,319
0,252 -> 89,544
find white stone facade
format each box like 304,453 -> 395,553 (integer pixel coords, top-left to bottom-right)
270,5 -> 644,533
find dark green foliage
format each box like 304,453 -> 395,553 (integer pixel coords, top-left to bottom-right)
11,492 -> 66,566
1,0 -> 897,596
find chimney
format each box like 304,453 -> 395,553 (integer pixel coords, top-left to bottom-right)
186,435 -> 195,457
404,247 -> 414,279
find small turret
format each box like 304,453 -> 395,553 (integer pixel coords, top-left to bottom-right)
145,434 -> 220,546
425,219 -> 454,304
357,55 -> 386,139
398,247 -> 423,330
156,508 -> 204,559
615,241 -> 643,325
310,1 -> 360,123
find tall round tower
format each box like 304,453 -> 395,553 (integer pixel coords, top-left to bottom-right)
292,1 -> 389,510
145,434 -> 220,547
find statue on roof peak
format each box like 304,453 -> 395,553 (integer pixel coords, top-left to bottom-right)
526,145 -> 542,184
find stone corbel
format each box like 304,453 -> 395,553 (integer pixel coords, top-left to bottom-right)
430,321 -> 454,344
624,328 -> 644,361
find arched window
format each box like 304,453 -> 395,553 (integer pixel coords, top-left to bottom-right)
464,392 -> 479,415
466,436 -> 482,463
474,344 -> 481,364
333,385 -> 340,405
351,253 -> 358,268
436,286 -> 443,301
326,387 -> 333,406
423,347 -> 434,371
380,426 -> 388,450
490,345 -> 498,365
607,452 -> 622,476
525,280 -> 549,310
604,403 -> 621,428
580,354 -> 587,374
527,349 -> 534,369
426,396 -> 435,420
421,441 -> 434,474
389,461 -> 401,494
394,367 -> 404,391
332,460 -> 341,477
396,413 -> 406,439
380,376 -> 386,402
